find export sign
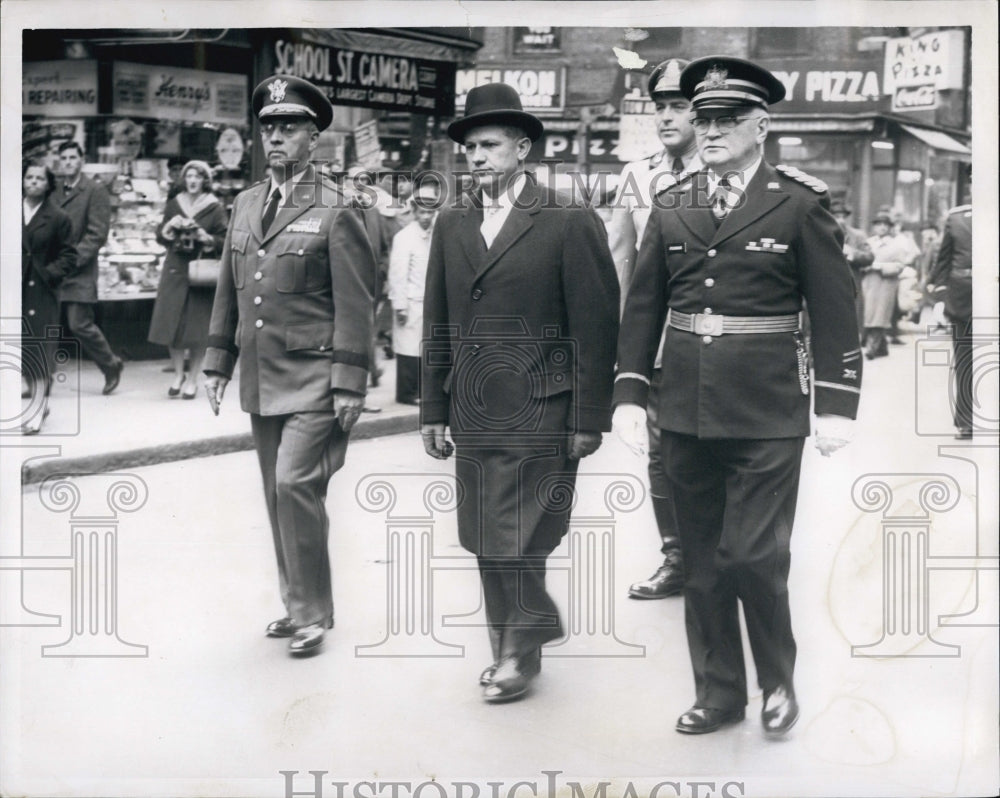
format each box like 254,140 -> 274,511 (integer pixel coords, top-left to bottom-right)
23,60 -> 98,117
273,39 -> 454,115
455,67 -> 566,114
113,62 -> 247,123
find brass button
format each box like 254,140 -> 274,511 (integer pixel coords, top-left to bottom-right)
28,309 -> 35,316
255,319 -> 263,329
28,280 -> 35,287
704,308 -> 713,315
707,249 -> 717,257
254,296 -> 262,305
702,335 -> 712,344
297,248 -> 304,256
254,271 -> 263,280
472,288 -> 483,300
704,278 -> 715,287
258,249 -> 266,257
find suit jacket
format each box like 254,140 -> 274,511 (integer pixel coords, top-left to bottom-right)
23,198 -> 77,336
614,162 -> 862,439
203,165 -> 377,415
56,174 -> 111,303
421,176 -> 620,435
928,204 -> 972,322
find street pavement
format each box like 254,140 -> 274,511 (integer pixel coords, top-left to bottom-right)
2,320 -> 998,798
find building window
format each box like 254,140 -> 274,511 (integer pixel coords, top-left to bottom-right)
752,28 -> 810,57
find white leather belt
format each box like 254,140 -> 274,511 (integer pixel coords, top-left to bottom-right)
667,309 -> 800,337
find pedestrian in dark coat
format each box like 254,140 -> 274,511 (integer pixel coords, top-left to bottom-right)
55,141 -> 122,395
22,160 -> 77,434
203,76 -> 376,656
148,160 -> 229,399
927,202 -> 973,438
614,56 -> 862,738
420,83 -> 620,703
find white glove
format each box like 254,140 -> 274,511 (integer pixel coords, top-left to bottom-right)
814,414 -> 855,457
612,403 -> 649,457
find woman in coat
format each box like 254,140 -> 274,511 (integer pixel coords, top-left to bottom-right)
148,160 -> 228,398
21,160 -> 77,434
863,210 -> 917,359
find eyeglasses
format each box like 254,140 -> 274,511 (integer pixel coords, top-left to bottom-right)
261,121 -> 308,137
690,115 -> 760,134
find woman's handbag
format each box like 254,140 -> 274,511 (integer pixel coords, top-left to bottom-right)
188,258 -> 221,287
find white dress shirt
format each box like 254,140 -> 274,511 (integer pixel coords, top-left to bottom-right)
481,173 -> 527,248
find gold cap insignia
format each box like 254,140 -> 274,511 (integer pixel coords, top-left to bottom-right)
705,65 -> 728,90
268,79 -> 288,104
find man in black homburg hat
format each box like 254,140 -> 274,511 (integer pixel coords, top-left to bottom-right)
608,57 -> 701,603
614,56 -> 862,735
204,75 -> 376,656
420,83 -> 619,702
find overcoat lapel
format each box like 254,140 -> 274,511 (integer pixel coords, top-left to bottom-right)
475,179 -> 539,279
710,164 -> 788,247
459,204 -> 488,269
246,182 -> 268,243
673,177 -> 715,246
261,165 -> 317,245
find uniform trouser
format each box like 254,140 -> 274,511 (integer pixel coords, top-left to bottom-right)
64,301 -> 117,372
661,432 -> 804,710
250,411 -> 348,627
395,354 -> 419,403
646,368 -> 679,555
951,317 -> 974,430
477,550 -> 563,662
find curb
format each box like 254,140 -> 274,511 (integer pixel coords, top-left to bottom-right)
21,411 -> 420,486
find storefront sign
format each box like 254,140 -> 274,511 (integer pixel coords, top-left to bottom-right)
456,67 -> 566,114
883,29 -> 966,92
770,68 -> 883,111
112,62 -> 248,124
353,119 -> 382,169
273,39 -> 453,115
613,93 -> 662,162
531,130 -> 621,163
892,84 -> 939,112
23,60 -> 98,117
513,27 -> 561,53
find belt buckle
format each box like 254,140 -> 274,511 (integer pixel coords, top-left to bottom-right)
694,313 -> 723,336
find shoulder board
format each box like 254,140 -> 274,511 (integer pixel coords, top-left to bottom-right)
948,204 -> 971,214
775,164 -> 828,194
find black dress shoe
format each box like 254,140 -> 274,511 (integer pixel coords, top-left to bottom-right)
954,427 -> 973,440
675,706 -> 745,734
266,617 -> 298,638
482,650 -> 540,703
102,358 -> 124,395
288,620 -> 332,656
479,663 -> 497,686
761,686 -> 799,737
629,554 -> 683,599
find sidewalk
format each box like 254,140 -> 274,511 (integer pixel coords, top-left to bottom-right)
17,349 -> 418,485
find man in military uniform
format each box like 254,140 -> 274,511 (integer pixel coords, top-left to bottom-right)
204,76 -> 376,656
927,200 -> 973,439
614,56 -> 862,736
608,58 -> 701,602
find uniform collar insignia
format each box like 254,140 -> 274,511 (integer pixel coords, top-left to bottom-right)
269,79 -> 288,103
705,65 -> 728,90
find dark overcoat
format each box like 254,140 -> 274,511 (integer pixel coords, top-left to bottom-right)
928,204 -> 972,322
148,195 -> 229,348
22,199 -> 77,372
421,177 -> 620,556
614,162 -> 862,436
55,174 -> 111,303
203,166 -> 376,414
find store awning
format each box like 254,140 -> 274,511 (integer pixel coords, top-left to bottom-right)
302,28 -> 480,64
899,124 -> 971,157
768,117 -> 876,133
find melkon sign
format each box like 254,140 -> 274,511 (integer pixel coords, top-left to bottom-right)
455,67 -> 566,114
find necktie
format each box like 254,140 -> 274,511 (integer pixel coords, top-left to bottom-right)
261,189 -> 281,236
671,157 -> 684,178
711,178 -> 731,226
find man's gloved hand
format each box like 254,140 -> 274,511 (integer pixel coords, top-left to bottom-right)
421,423 -> 454,459
612,403 -> 649,457
814,414 -> 855,457
334,390 -> 365,432
204,373 -> 229,416
569,431 -> 602,460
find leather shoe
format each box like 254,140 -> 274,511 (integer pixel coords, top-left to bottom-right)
628,554 -> 683,599
288,621 -> 331,656
479,663 -> 497,686
102,358 -> 124,395
761,686 -> 799,736
265,617 -> 298,638
954,427 -> 973,440
482,650 -> 540,703
675,706 -> 745,734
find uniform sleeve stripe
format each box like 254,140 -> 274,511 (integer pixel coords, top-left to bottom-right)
207,335 -> 239,356
815,380 -> 860,394
842,348 -> 862,360
332,349 -> 369,369
615,372 -> 650,386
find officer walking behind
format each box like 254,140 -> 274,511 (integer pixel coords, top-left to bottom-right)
421,83 -> 619,703
608,58 -> 702,602
203,76 -> 376,656
927,200 -> 973,439
56,141 -> 124,395
613,56 -> 862,736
